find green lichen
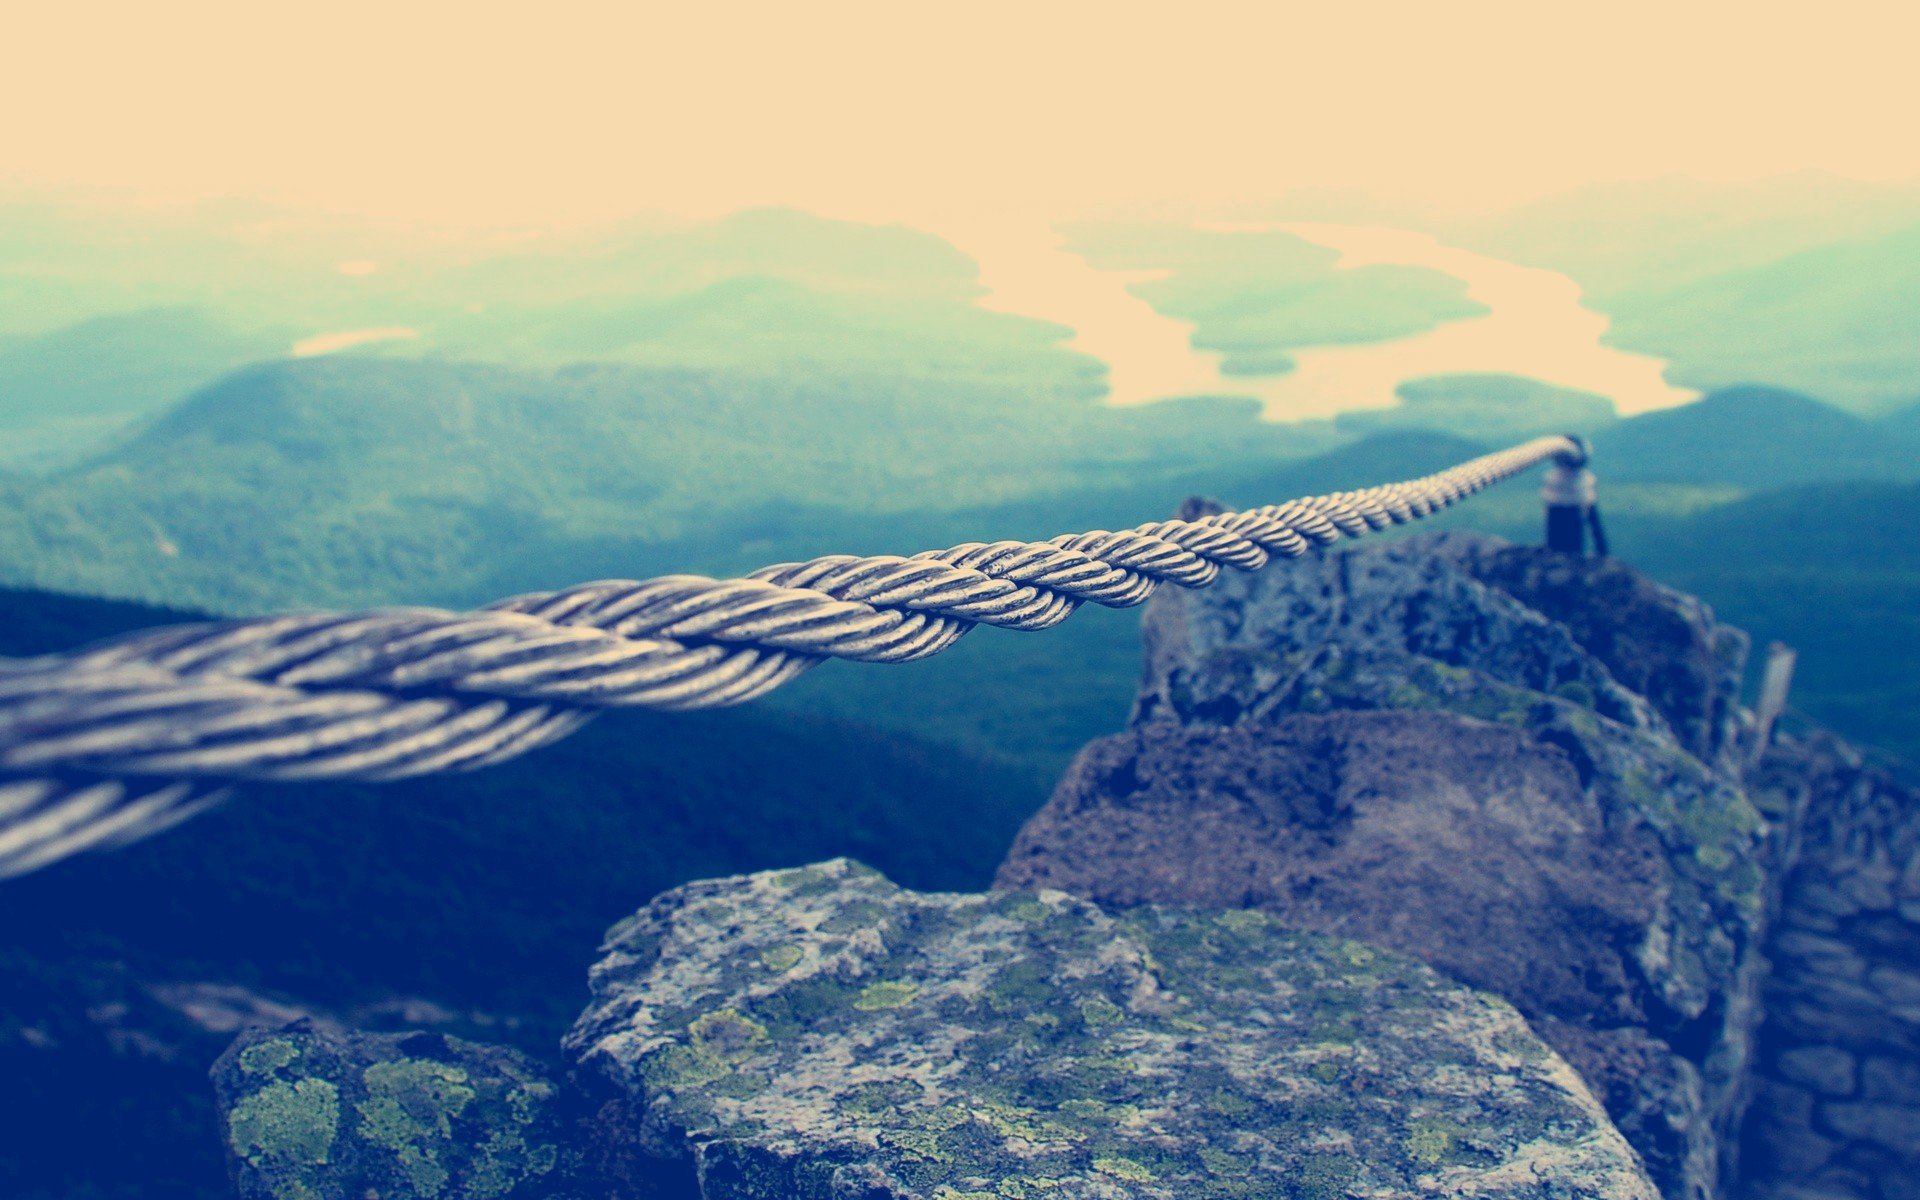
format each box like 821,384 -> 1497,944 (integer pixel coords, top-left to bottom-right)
997,896 -> 1053,924
1206,1091 -> 1256,1119
1552,680 -> 1597,708
354,1058 -> 478,1198
975,1101 -> 1080,1146
578,860 -> 1655,1200
1200,1146 -> 1250,1177
689,1009 -> 769,1060
468,1125 -> 557,1200
1694,843 -> 1734,871
819,899 -> 888,933
759,945 -> 803,972
1405,1119 -> 1455,1165
641,1043 -> 731,1089
238,1039 -> 301,1077
1213,909 -> 1269,936
881,1128 -> 953,1163
506,1081 -> 552,1125
853,980 -> 920,1011
228,1078 -> 340,1171
986,960 -> 1053,1011
1092,1155 -> 1154,1182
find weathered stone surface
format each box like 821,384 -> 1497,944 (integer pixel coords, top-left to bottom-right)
998,713 -> 1666,1031
567,858 -> 1658,1200
1464,546 -> 1750,770
1002,532 -> 1767,1200
1741,1081 -> 1837,1179
1744,733 -> 1920,1200
211,1022 -> 572,1200
1774,1047 -> 1856,1097
1129,533 -> 1672,742
1818,1101 -> 1920,1152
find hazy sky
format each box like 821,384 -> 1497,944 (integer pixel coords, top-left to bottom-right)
6,1 -> 1919,229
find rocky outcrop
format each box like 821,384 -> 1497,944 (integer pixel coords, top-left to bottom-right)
211,1023 -> 575,1200
185,528 -> 1914,1200
1001,532 -> 1770,1200
1742,735 -> 1920,1200
565,857 -> 1658,1200
1465,548 -> 1751,772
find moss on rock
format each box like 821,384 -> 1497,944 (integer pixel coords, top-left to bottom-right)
211,1023 -> 571,1200
567,858 -> 1657,1200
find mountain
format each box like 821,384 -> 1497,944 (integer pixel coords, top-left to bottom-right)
1614,479 -> 1920,766
0,309 -> 288,469
0,201 -> 1099,383
6,376 -> 1918,778
0,355 -> 1305,613
1336,373 -> 1618,442
1598,223 -> 1920,414
1588,386 -> 1920,487
1446,174 -> 1920,302
1436,178 -> 1920,415
1884,400 -> 1920,433
0,201 -> 1123,467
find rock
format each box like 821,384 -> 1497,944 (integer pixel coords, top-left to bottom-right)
1774,1047 -> 1857,1097
1002,533 -> 1766,1200
1818,1101 -> 1920,1152
1860,1056 -> 1920,1105
1463,545 -> 1750,769
1768,930 -> 1867,981
211,1022 -> 573,1200
1129,534 -> 1669,741
566,858 -> 1659,1200
998,713 -> 1662,1030
1741,1081 -> 1837,1178
1868,966 -> 1920,1008
1744,734 -> 1920,1200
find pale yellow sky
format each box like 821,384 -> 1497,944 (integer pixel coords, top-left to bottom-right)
5,0 -> 1919,229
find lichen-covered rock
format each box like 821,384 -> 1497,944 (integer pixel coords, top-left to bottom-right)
1464,545 -> 1751,772
566,858 -> 1658,1200
1128,531 -> 1680,741
211,1022 -> 571,1200
1006,532 -> 1768,1200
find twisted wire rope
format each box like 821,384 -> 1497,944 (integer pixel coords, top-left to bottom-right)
0,434 -> 1581,877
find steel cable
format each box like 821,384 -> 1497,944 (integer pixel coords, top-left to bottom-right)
0,434 -> 1583,877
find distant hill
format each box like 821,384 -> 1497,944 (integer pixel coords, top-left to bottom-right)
1589,386 -> 1920,487
1615,480 -> 1920,767
1336,374 -> 1618,443
0,205 -> 1106,368
0,203 -> 1118,466
1438,178 -> 1920,415
1446,174 -> 1920,302
0,309 -> 287,469
0,355 -> 1305,613
1598,224 -> 1920,414
1877,400 -> 1920,436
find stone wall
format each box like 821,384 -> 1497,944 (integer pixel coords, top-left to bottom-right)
1743,734 -> 1920,1200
